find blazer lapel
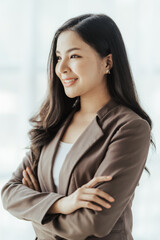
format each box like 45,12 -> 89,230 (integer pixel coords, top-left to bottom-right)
58,116 -> 104,195
38,108 -> 77,192
39,98 -> 118,195
57,99 -> 118,195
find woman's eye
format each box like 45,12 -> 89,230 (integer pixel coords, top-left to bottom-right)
70,55 -> 79,58
56,55 -> 80,61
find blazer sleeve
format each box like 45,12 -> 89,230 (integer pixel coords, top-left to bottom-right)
46,118 -> 151,239
1,150 -> 65,224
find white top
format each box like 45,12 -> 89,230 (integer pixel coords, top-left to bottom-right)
53,141 -> 73,189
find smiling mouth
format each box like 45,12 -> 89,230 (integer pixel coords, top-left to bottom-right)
63,78 -> 78,87
63,78 -> 78,82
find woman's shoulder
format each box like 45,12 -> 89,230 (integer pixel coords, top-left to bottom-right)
98,101 -> 150,133
111,104 -> 142,122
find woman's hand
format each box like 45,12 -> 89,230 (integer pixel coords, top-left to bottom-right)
22,167 -> 41,192
49,176 -> 115,215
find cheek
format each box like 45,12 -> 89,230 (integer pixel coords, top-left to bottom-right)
70,61 -> 82,72
73,61 -> 93,76
82,62 -> 98,79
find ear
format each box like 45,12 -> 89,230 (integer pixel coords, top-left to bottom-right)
106,54 -> 113,68
104,54 -> 113,74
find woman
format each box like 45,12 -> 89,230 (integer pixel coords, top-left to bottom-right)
1,14 -> 153,240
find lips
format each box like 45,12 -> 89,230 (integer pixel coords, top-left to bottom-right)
62,78 -> 78,87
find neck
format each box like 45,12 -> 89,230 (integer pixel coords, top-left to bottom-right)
79,88 -> 111,115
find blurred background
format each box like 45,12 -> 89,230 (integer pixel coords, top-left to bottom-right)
0,0 -> 160,239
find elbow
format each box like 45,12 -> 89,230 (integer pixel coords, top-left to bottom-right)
1,191 -> 7,211
1,183 -> 12,211
1,193 -> 7,211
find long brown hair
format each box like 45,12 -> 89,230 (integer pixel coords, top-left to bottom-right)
28,14 -> 154,173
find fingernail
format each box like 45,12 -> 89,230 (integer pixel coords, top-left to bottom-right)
106,176 -> 112,179
106,204 -> 111,208
109,197 -> 115,202
97,207 -> 102,211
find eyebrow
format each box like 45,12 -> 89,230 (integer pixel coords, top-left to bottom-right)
56,47 -> 81,54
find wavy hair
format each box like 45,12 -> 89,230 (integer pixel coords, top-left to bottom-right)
28,14 -> 155,173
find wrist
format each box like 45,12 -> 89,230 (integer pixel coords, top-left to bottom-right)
48,198 -> 64,214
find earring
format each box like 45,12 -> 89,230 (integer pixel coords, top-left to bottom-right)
106,69 -> 110,74
106,63 -> 110,74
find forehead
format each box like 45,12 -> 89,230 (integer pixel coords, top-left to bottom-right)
56,30 -> 88,52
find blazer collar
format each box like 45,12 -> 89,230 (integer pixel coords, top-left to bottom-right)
38,98 -> 119,195
96,98 -> 118,122
74,97 -> 118,121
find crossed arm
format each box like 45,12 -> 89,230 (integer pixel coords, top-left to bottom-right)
1,119 -> 150,239
22,168 -> 114,214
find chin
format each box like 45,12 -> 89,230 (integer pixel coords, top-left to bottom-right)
64,90 -> 79,99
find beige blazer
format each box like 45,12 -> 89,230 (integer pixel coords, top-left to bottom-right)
1,99 -> 151,240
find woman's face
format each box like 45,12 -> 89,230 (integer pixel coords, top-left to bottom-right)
55,30 -> 108,99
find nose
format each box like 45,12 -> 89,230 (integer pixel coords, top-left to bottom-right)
57,59 -> 70,74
